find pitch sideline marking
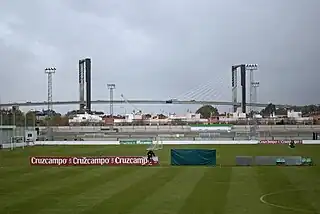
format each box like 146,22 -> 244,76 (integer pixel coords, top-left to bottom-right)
259,189 -> 317,213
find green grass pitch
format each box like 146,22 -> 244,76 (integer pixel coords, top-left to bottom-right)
0,144 -> 319,214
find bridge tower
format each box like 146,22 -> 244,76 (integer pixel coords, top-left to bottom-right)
231,64 -> 258,113
79,58 -> 92,112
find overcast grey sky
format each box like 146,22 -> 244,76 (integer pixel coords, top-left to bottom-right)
0,0 -> 319,114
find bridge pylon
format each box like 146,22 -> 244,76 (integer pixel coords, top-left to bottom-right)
231,64 -> 258,113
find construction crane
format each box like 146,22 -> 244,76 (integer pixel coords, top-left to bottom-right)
120,94 -> 142,115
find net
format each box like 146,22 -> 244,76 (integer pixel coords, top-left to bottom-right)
146,136 -> 163,151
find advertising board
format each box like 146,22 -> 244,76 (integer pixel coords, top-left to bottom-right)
119,140 -> 153,145
33,140 -> 259,146
190,124 -> 233,132
30,156 -> 159,166
236,156 -> 313,166
259,140 -> 302,144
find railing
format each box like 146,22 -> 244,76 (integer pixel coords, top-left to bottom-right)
39,127 -> 316,142
46,135 -> 313,141
41,124 -> 320,130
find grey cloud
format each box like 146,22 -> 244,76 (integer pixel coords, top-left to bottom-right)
0,0 -> 319,114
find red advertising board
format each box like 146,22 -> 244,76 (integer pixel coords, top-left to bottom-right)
259,140 -> 302,144
30,156 -> 159,166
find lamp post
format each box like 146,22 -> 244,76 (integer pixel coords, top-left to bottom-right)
120,106 -> 126,115
11,105 -> 18,141
24,111 -> 27,131
32,110 -> 36,130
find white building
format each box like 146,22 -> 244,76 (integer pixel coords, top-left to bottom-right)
253,114 -> 262,119
230,112 -> 247,119
287,110 -> 302,118
114,113 -> 143,124
168,113 -> 207,123
69,112 -> 103,124
287,110 -> 312,123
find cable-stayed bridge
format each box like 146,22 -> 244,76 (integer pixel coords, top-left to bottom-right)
0,100 -> 288,108
0,77 -> 292,108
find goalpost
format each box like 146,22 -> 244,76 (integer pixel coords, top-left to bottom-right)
146,136 -> 163,151
10,136 -> 25,150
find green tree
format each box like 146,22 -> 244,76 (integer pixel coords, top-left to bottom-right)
196,105 -> 219,118
260,104 -> 320,117
25,111 -> 37,126
260,103 -> 276,116
65,110 -> 81,118
300,105 -> 320,116
0,107 -> 25,126
51,114 -> 69,126
275,107 -> 287,115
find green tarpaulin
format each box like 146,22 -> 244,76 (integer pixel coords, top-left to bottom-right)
170,149 -> 216,166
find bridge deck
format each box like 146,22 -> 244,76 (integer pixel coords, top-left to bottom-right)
0,100 -> 290,107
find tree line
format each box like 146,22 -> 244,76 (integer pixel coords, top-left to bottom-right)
195,104 -> 320,118
0,109 -> 68,126
1,103 -> 319,126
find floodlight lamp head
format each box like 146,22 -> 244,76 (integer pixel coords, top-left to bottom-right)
245,64 -> 258,70
107,84 -> 116,89
252,81 -> 260,86
45,67 -> 56,73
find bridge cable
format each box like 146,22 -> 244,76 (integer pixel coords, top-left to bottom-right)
187,77 -> 225,101
177,81 -> 215,100
175,80 -> 214,100
182,84 -> 214,101
199,77 -> 225,101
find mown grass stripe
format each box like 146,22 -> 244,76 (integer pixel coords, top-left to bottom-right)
0,165 -> 49,178
0,167 -> 52,182
0,167 -> 86,194
280,167 -> 320,213
0,166 -> 127,213
129,167 -> 206,214
0,146 -> 64,158
224,167 -> 271,214
80,167 -> 183,214
178,167 -> 232,214
0,167 -> 99,208
255,167 -> 317,214
37,167 -> 163,214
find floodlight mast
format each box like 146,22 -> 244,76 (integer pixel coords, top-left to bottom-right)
45,67 -> 56,140
245,64 -> 258,114
252,81 -> 260,111
245,64 -> 259,140
45,67 -> 56,112
107,84 -> 116,117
